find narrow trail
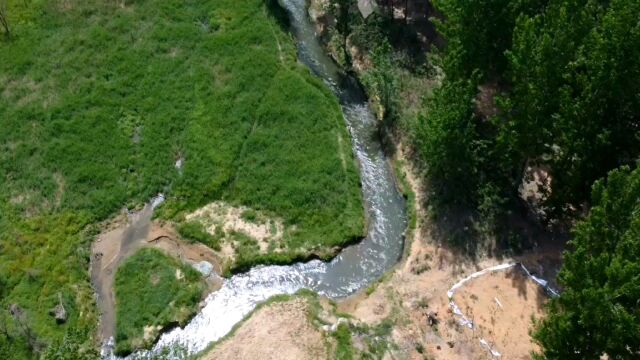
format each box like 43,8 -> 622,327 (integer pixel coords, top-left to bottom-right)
90,196 -> 223,355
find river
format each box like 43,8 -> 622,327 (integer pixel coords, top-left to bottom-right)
120,0 -> 407,357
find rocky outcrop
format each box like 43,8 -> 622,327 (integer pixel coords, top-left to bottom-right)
48,293 -> 67,324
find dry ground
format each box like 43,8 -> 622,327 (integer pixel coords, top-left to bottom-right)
339,145 -> 562,359
201,298 -> 330,360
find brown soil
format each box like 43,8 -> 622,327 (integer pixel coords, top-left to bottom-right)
452,267 -> 547,358
338,144 -> 563,360
201,298 -> 329,360
185,201 -> 286,265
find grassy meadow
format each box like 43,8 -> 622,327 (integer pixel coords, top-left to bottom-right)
0,0 -> 363,357
113,249 -> 205,355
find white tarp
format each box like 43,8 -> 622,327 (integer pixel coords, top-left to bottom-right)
446,262 -> 559,358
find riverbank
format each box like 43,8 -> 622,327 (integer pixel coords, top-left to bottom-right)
90,199 -> 224,355
195,145 -> 562,359
336,145 -> 562,359
193,2 -> 565,358
306,2 -> 564,355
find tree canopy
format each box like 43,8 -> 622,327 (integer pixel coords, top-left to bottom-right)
418,0 -> 640,223
533,166 -> 640,359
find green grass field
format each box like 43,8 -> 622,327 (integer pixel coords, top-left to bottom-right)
0,0 -> 363,357
113,248 -> 205,355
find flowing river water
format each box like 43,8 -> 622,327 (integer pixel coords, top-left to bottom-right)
116,0 -> 407,357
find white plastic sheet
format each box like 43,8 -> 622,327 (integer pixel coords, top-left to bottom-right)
446,262 -> 558,358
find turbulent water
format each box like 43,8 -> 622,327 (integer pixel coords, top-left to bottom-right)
123,0 -> 407,358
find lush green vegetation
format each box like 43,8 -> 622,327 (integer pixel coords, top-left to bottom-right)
334,323 -> 354,360
114,248 -> 205,355
0,0 -> 364,356
177,221 -> 222,251
417,0 -> 640,225
0,207 -> 98,359
532,166 -> 640,359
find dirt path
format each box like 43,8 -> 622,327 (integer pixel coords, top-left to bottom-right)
90,204 -> 223,346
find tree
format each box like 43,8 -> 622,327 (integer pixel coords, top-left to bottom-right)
533,165 -> 640,359
414,76 -> 480,206
0,0 -> 9,38
432,0 -> 547,80
504,0 -> 640,216
362,41 -> 399,120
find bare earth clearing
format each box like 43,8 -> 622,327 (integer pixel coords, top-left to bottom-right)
339,146 -> 562,359
202,298 -> 330,360
185,201 -> 287,266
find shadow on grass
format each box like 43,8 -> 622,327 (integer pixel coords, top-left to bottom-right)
264,0 -> 290,31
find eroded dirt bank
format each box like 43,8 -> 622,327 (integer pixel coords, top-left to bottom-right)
338,146 -> 562,359
90,202 -> 223,346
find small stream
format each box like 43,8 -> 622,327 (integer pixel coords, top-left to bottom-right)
122,0 -> 407,357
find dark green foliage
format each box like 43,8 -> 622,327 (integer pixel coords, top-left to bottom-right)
414,77 -> 480,206
114,248 -> 205,355
533,166 -> 640,359
362,40 -> 400,119
432,0 -> 548,79
419,0 -> 640,225
504,0 -> 640,215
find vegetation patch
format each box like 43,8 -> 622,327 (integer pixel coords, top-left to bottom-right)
114,248 -> 205,356
0,207 -> 98,359
1,0 -> 364,356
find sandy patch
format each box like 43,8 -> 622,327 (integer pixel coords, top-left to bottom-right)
452,267 -> 547,358
185,201 -> 285,261
146,222 -> 223,277
143,325 -> 161,343
175,268 -> 184,280
339,144 -> 561,360
202,298 -> 328,360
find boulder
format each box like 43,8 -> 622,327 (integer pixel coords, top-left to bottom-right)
48,294 -> 67,324
193,261 -> 214,277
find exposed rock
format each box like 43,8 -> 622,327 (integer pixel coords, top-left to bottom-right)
48,294 -> 67,324
8,303 -> 22,318
193,260 -> 214,277
357,0 -> 377,18
329,317 -> 349,332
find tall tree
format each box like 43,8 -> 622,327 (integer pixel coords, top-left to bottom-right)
432,0 -> 547,80
533,165 -> 640,359
504,0 -> 640,215
414,76 -> 480,205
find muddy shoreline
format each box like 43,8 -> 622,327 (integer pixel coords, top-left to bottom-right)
90,197 -> 224,355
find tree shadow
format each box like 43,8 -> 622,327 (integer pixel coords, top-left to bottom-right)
264,0 -> 291,31
374,1 -> 443,69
